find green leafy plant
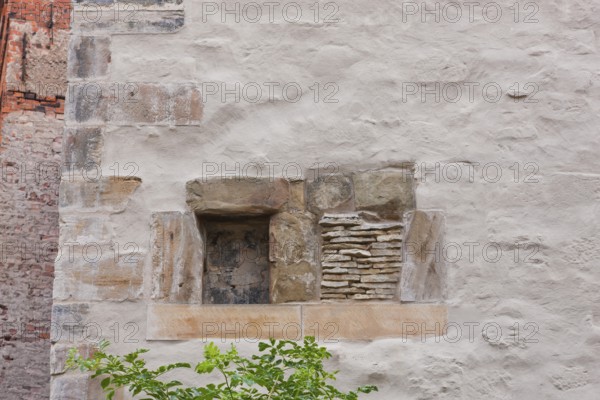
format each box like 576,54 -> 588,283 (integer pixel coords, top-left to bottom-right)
66,337 -> 378,400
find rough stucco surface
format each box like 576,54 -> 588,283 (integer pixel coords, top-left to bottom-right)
54,0 -> 600,399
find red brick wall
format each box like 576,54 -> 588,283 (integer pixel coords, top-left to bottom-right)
0,0 -> 67,398
0,0 -> 68,118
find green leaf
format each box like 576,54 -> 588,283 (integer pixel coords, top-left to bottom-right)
69,339 -> 378,400
100,377 -> 111,389
258,342 -> 270,352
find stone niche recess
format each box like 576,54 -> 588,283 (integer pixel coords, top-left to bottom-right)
151,166 -> 447,306
201,216 -> 271,304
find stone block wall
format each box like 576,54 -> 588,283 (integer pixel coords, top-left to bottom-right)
0,0 -> 67,398
49,2 -> 450,387
50,0 -> 600,399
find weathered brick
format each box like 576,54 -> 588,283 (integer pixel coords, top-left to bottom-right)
0,115 -> 64,398
339,249 -> 371,257
321,280 -> 349,288
322,254 -> 351,261
320,287 -> 364,294
361,274 -> 399,283
377,234 -> 403,242
323,274 -> 360,281
0,2 -> 67,398
351,294 -> 394,300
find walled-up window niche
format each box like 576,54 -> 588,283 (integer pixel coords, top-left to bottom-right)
200,216 -> 271,304
148,170 -> 448,341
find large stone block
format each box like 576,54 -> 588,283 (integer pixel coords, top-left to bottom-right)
50,343 -> 95,376
66,82 -> 110,124
120,0 -> 184,6
51,303 -> 91,341
270,212 -> 318,264
108,83 -> 203,125
68,36 -> 111,79
287,181 -> 306,212
72,7 -> 184,34
51,373 -> 127,400
187,178 -> 289,215
170,84 -> 204,125
109,83 -> 170,124
59,215 -> 113,244
352,169 -> 415,220
62,127 -> 104,171
270,261 -> 319,303
401,211 -> 446,302
151,212 -> 204,303
306,175 -> 354,214
302,304 -> 447,340
60,177 -> 142,213
147,304 -> 447,341
54,242 -> 144,301
67,82 -> 203,125
270,212 -> 319,303
50,376 -> 88,400
60,180 -> 98,209
147,304 -> 303,341
101,176 -> 142,208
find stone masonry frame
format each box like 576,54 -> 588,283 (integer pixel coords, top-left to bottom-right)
185,177 -> 315,305
147,170 -> 449,340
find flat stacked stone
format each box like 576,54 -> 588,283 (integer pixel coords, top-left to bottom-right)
318,213 -> 403,301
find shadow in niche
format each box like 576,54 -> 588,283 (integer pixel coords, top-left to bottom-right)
199,215 -> 270,304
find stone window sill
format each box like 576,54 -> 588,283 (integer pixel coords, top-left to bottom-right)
147,303 -> 447,341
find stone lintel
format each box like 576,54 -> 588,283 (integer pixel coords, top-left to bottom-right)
186,178 -> 290,215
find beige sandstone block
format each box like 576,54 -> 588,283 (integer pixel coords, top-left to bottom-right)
302,304 -> 447,340
270,211 -> 319,303
151,212 -> 204,304
307,175 -> 354,214
352,169 -> 415,220
147,304 -> 303,341
401,210 -> 446,302
187,178 -> 289,215
288,181 -> 306,211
